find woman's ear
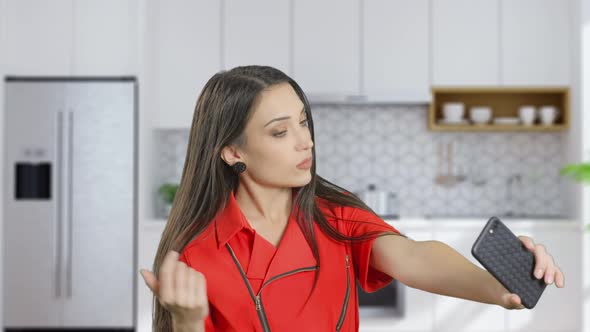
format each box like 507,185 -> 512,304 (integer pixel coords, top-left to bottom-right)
220,145 -> 242,165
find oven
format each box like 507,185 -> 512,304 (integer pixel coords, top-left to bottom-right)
357,278 -> 405,318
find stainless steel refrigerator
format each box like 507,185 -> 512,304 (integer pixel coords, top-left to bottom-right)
3,77 -> 137,331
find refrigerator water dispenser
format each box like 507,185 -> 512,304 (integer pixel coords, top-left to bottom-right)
15,162 -> 51,199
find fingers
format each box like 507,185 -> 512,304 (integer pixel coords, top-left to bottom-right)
195,272 -> 208,311
554,266 -> 566,288
519,235 -> 535,251
520,236 -> 566,288
511,294 -> 525,309
531,243 -> 549,280
159,250 -> 180,305
175,259 -> 188,307
139,249 -> 209,322
140,269 -> 159,295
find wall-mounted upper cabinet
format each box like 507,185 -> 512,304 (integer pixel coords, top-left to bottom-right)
154,0 -> 221,128
363,0 -> 430,102
224,0 -> 291,75
432,0 -> 500,86
2,0 -> 137,76
501,0 -> 570,86
73,0 -> 138,76
292,0 -> 360,98
2,0 -> 74,75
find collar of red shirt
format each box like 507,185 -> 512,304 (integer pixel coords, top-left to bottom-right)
213,188 -> 322,278
214,188 -> 300,250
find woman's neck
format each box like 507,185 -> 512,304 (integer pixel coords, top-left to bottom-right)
234,184 -> 293,226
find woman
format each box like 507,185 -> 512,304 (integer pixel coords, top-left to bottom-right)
140,65 -> 565,332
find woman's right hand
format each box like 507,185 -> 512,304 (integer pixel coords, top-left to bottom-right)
140,250 -> 209,325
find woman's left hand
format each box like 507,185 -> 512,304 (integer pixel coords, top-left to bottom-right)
499,235 -> 565,310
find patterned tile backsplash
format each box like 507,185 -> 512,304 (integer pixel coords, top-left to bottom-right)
153,105 -> 569,219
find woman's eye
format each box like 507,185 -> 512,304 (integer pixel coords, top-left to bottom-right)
273,131 -> 287,137
272,120 -> 309,137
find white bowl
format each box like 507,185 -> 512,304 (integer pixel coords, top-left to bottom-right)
442,102 -> 465,121
469,106 -> 492,124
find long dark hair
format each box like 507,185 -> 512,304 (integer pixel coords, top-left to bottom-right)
151,65 -> 408,330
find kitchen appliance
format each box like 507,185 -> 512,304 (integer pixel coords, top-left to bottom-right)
355,184 -> 399,219
357,279 -> 405,318
3,77 -> 137,330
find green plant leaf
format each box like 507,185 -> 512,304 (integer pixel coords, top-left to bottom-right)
559,163 -> 590,184
158,183 -> 179,204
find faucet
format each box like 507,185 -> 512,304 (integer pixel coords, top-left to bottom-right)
505,173 -> 523,216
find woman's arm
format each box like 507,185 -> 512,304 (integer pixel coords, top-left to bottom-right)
370,234 -> 564,309
370,236 -> 504,306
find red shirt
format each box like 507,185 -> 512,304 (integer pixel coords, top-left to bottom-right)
179,189 -> 401,331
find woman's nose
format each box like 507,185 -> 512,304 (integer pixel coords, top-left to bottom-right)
296,129 -> 313,150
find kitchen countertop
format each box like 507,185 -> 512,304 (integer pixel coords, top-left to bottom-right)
381,215 -> 581,231
144,215 -> 583,232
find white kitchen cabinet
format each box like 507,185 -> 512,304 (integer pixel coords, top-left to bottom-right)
500,0 -> 571,86
224,0 -> 290,75
2,0 -> 137,76
137,223 -> 166,332
432,0 -> 500,86
362,0 -> 430,102
292,0 -> 360,97
2,0 -> 74,75
153,0 -> 221,128
505,227 -> 581,332
359,227 -> 436,332
73,0 -> 138,76
432,228 -> 506,331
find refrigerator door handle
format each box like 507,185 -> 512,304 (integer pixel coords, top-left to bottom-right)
55,111 -> 64,299
66,110 -> 74,298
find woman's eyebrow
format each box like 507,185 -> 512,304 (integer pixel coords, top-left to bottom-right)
264,107 -> 306,127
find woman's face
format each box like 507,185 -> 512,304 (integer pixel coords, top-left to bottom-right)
226,82 -> 314,188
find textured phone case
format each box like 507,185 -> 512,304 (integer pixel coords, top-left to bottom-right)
471,216 -> 547,309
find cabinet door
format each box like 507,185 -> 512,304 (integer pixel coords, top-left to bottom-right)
73,0 -> 138,76
293,0 -> 360,97
3,0 -> 73,75
363,0 -> 430,102
501,0 -> 570,85
432,0 -> 500,85
506,228 -> 580,332
359,228 -> 435,332
432,229 -> 505,332
154,0 -> 221,128
224,0 -> 290,75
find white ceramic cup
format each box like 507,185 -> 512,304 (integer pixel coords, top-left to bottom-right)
539,105 -> 558,125
518,105 -> 536,125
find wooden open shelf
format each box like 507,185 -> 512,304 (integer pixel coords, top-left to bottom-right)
428,86 -> 570,132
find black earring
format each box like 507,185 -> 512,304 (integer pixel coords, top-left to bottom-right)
232,161 -> 246,174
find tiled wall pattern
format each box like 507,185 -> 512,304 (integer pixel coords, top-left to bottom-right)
153,105 -> 569,219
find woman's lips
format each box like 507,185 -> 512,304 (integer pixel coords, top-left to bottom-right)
296,157 -> 312,169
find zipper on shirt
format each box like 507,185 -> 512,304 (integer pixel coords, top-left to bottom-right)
225,243 -> 317,332
335,254 -> 350,332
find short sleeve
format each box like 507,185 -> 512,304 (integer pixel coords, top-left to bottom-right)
179,250 -> 216,332
341,206 -> 402,293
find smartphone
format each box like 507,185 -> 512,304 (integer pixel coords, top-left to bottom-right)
471,216 -> 547,309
